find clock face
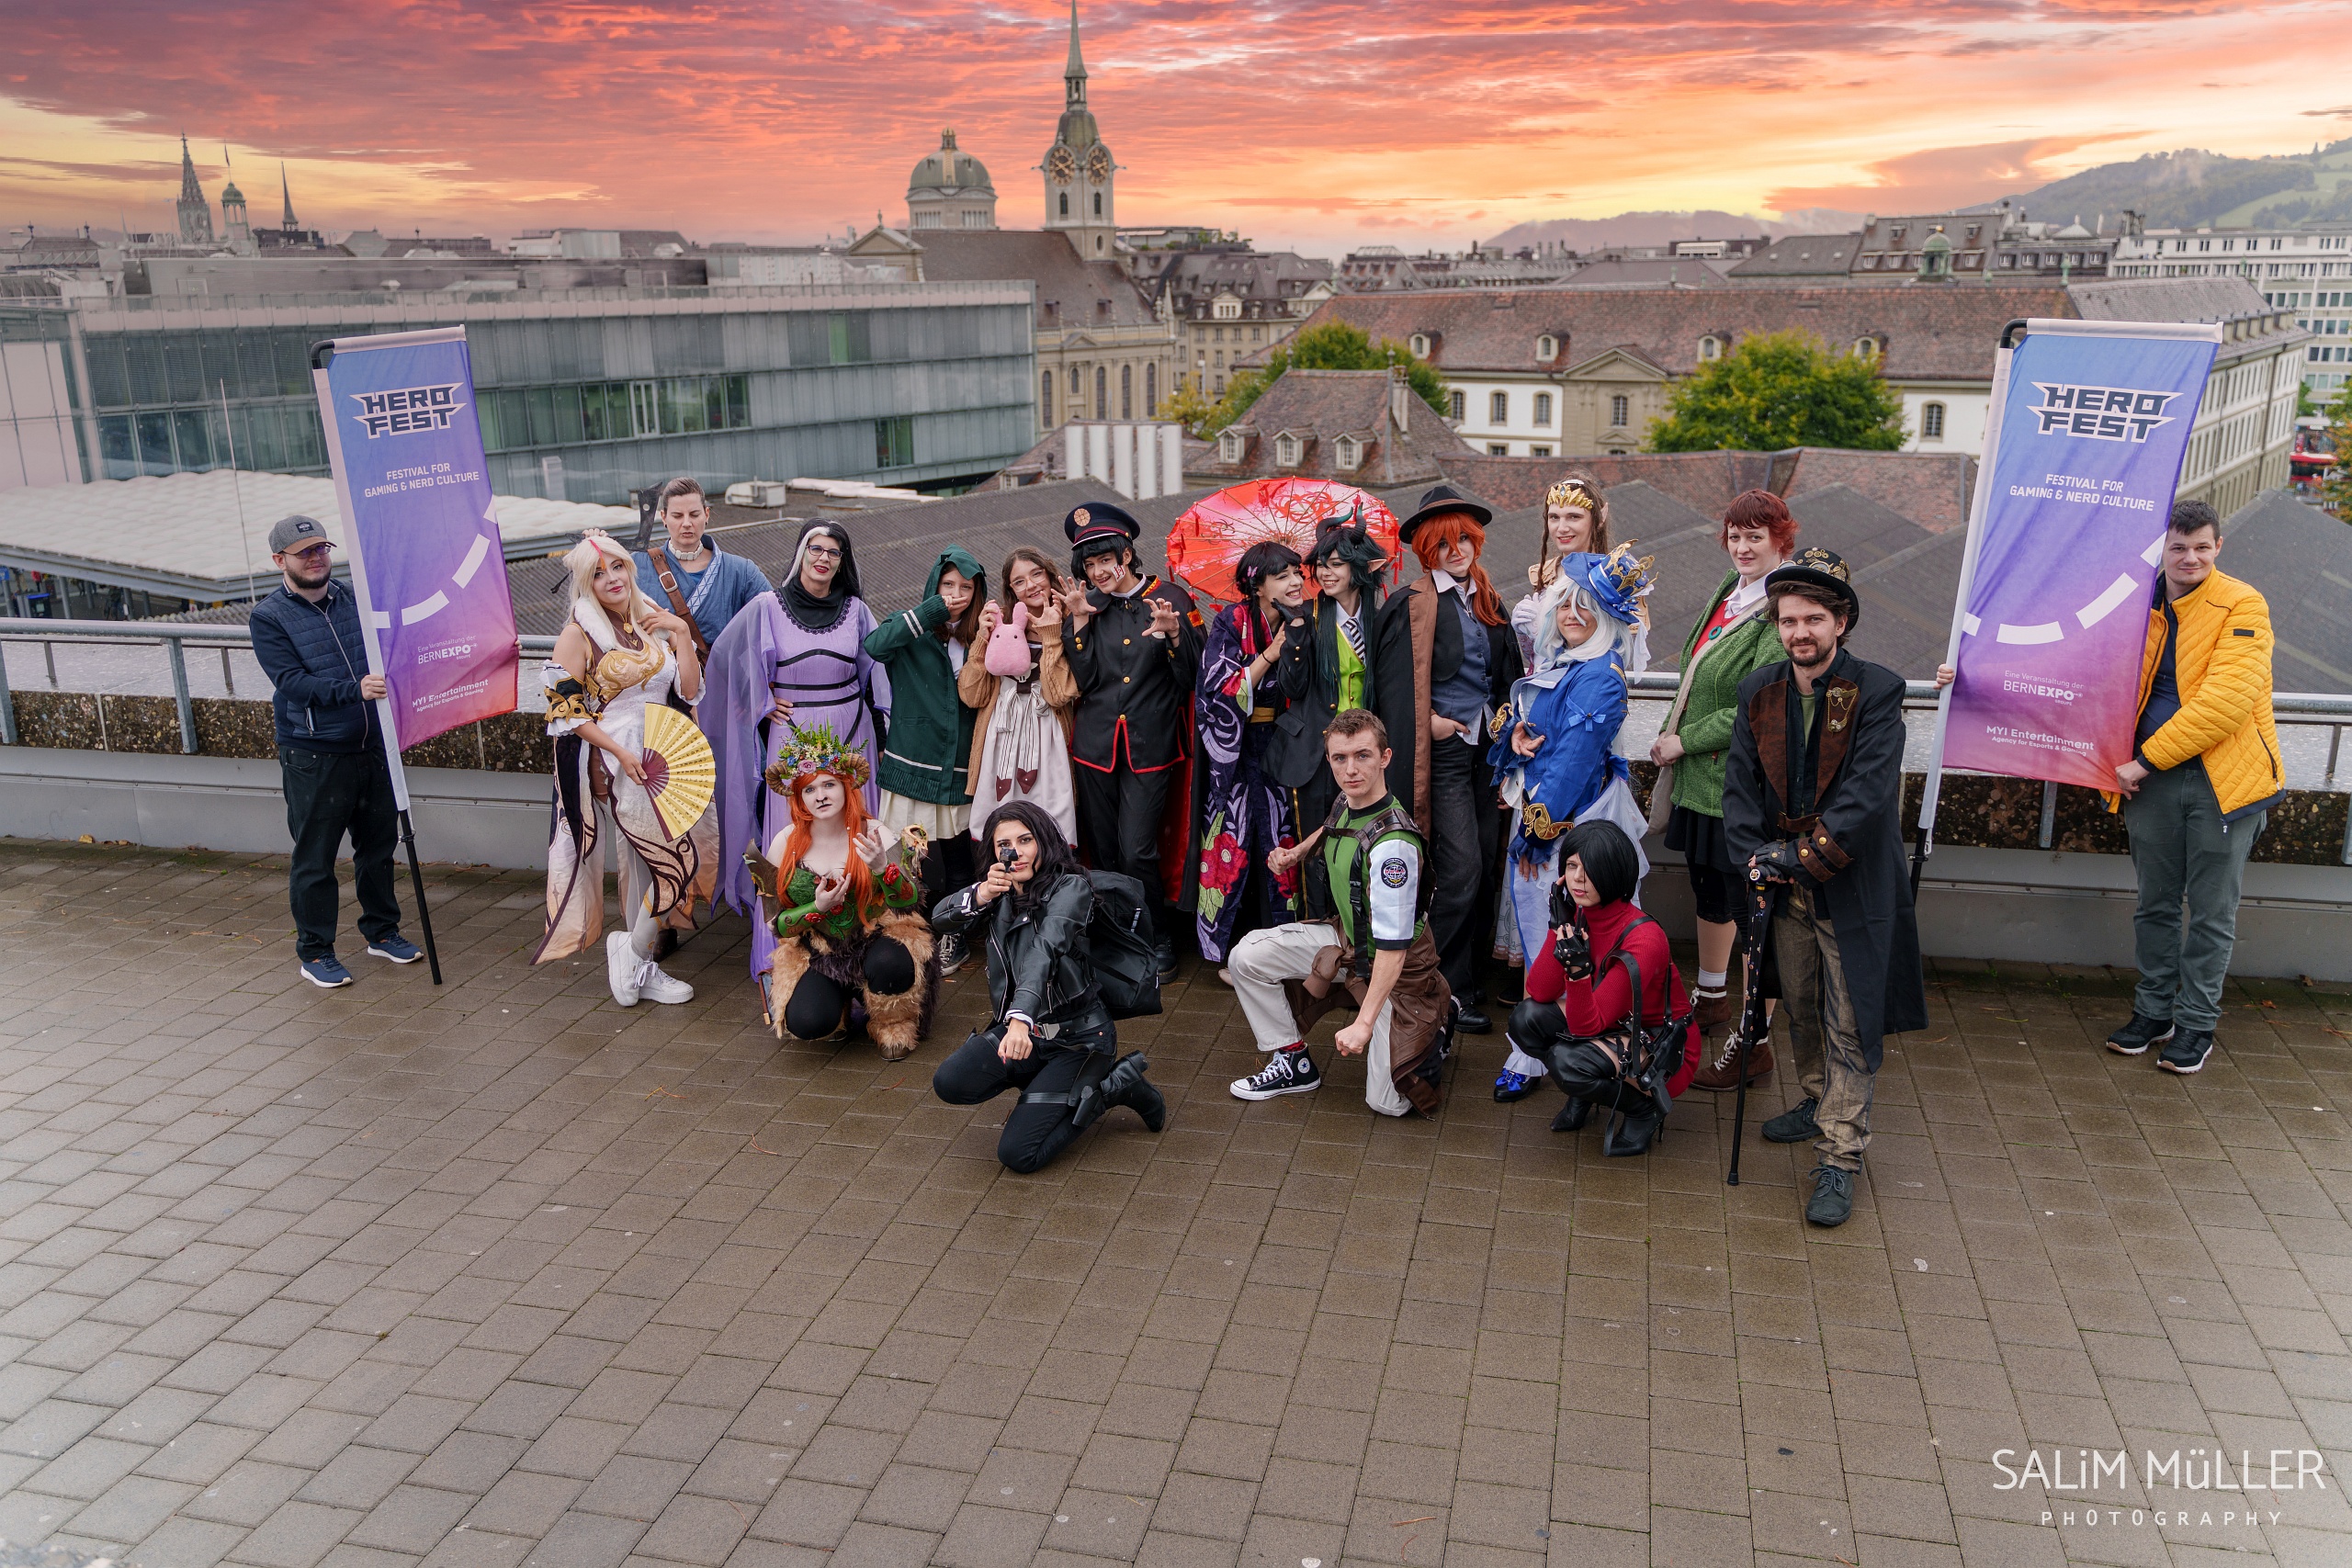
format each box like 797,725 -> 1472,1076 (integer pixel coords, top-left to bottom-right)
1085,144 -> 1112,182
1046,145 -> 1076,185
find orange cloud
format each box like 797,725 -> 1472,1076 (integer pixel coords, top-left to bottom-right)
0,1 -> 2343,255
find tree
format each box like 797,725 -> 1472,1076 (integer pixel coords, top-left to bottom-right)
1645,329 -> 1907,454
1204,321 -> 1448,434
2323,384 -> 2352,522
1156,379 -> 1221,439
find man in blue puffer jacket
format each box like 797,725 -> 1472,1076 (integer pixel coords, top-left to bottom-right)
247,513 -> 419,987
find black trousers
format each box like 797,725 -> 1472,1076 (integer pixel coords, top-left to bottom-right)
281,746 -> 402,962
781,936 -> 917,1041
933,1017 -> 1117,1174
1427,734 -> 1501,999
923,832 -> 978,909
1075,762 -> 1174,940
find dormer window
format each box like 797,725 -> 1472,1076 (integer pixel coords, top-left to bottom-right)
1274,434 -> 1301,467
1699,335 -> 1724,360
1218,430 -> 1243,463
1335,435 -> 1360,470
1852,336 -> 1880,360
1215,299 -> 1240,320
1535,333 -> 1557,359
1408,333 -> 1430,357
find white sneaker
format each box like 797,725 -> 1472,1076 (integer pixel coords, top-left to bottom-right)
633,959 -> 694,1006
606,931 -> 642,1007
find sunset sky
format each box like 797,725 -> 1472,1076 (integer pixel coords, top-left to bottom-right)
6,1 -> 2347,256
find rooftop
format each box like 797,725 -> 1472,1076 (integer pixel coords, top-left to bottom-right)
3,839 -> 2349,1567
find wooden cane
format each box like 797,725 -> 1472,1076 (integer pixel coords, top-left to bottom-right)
1724,866 -> 1779,1186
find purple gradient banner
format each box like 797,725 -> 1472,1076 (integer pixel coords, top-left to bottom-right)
1942,328 -> 2216,790
315,331 -> 517,751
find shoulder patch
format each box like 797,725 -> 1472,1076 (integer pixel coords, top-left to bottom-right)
1188,609 -> 1204,628
1379,857 -> 1410,888
2233,627 -> 2256,637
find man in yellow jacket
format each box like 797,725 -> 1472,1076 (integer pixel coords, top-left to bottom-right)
2105,500 -> 2283,1075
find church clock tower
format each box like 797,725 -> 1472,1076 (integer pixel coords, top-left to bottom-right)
1040,0 -> 1115,258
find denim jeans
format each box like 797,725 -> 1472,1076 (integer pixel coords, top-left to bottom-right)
2123,761 -> 2264,1032
281,746 -> 402,962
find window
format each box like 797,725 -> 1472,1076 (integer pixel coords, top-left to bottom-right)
1215,299 -> 1240,320
1275,434 -> 1301,467
1069,366 -> 1081,394
1532,392 -> 1553,425
1530,445 -> 1552,458
1700,335 -> 1723,360
1448,389 -> 1465,420
479,375 -> 750,452
1921,401 -> 1945,440
1094,366 -> 1107,419
1145,363 -> 1157,415
1610,394 -> 1629,428
1490,391 -> 1509,424
1487,444 -> 1510,456
1409,333 -> 1430,357
1335,435 -> 1360,470
1041,371 -> 1054,424
1059,192 -> 1069,217
875,415 -> 914,469
1092,192 -> 1102,217
1536,334 -> 1557,359
1218,430 -> 1243,462
1250,327 -> 1261,342
1852,337 -> 1879,359
1121,364 -> 1132,419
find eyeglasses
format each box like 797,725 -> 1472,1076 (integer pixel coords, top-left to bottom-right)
281,544 -> 334,562
803,543 -> 843,562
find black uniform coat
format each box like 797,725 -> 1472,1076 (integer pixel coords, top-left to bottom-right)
1063,574 -> 1204,773
1723,646 -> 1928,1070
1269,593 -> 1380,792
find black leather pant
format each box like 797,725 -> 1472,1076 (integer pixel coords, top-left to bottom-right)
933,1015 -> 1117,1174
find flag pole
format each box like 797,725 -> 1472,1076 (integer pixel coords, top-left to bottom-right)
310,338 -> 444,985
1913,318 -> 2028,899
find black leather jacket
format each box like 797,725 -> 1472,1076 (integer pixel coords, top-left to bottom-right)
931,872 -> 1104,1031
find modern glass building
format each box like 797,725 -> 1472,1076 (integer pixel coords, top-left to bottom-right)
0,279 -> 1038,502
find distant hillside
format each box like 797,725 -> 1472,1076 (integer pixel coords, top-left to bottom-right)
2013,141 -> 2352,231
1486,208 -> 1859,254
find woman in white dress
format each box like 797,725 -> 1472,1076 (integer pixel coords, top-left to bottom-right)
958,546 -> 1081,844
533,531 -> 717,1006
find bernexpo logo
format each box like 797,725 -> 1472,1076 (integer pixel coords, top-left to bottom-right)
2030,382 -> 2182,443
350,384 -> 466,439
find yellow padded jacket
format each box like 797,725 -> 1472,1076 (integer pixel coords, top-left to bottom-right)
2115,567 -> 2282,820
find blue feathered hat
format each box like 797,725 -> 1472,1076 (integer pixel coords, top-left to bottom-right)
1554,546 -> 1653,626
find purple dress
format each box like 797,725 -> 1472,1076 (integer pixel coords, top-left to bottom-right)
703,590 -> 890,980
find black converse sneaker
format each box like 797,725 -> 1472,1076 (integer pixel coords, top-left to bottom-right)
1230,1048 -> 1320,1100
2105,1011 -> 2174,1056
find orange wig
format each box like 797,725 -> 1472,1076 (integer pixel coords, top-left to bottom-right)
775,770 -> 884,923
1409,513 -> 1508,626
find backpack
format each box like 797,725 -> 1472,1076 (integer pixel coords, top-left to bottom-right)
1083,868 -> 1162,1020
1544,915 -> 1693,1156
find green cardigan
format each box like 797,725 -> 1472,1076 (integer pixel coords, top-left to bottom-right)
864,546 -> 985,805
1666,571 -> 1786,818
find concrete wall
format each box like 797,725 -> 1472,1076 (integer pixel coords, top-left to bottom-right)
8,746 -> 2351,980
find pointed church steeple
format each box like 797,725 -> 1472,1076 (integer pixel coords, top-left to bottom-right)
1064,0 -> 1086,107
280,163 -> 298,230
1041,0 -> 1115,254
175,134 -> 215,245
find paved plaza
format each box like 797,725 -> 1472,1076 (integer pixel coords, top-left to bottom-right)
2,840 -> 2350,1568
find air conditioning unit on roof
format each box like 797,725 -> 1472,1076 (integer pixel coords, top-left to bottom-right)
725,480 -> 791,507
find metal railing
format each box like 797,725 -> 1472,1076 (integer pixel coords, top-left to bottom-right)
7,618 -> 2352,857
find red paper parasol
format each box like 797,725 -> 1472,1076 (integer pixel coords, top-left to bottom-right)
1164,479 -> 1401,606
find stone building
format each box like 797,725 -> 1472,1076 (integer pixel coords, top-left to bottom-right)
907,129 -> 998,231
1186,368 -> 1475,487
1128,243 -> 1336,396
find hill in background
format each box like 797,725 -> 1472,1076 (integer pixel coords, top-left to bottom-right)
2012,141 -> 2352,231
1486,207 -> 1860,253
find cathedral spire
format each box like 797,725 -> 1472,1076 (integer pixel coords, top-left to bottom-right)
1065,0 -> 1086,107
175,133 -> 215,245
178,135 -> 204,206
280,162 -> 298,229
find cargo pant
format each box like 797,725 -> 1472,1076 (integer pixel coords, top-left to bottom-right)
1774,881 -> 1871,1172
2123,761 -> 2265,1035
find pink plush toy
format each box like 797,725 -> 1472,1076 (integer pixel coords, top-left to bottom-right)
982,602 -> 1035,678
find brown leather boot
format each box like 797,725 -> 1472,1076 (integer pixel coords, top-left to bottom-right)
1688,1029 -> 1772,1092
1691,987 -> 1736,1032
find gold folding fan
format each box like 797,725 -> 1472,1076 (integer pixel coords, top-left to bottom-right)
641,705 -> 716,840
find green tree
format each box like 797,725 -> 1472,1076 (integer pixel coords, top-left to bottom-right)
1645,329 -> 1907,453
2323,385 -> 2352,522
1155,379 -> 1221,439
1205,321 -> 1449,434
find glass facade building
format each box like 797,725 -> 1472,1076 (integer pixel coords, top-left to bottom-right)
0,280 -> 1038,502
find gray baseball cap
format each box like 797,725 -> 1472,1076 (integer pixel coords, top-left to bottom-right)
268,513 -> 339,554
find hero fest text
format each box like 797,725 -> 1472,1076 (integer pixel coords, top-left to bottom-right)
350,383 -> 467,439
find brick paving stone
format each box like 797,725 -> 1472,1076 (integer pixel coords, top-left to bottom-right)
6,848 -> 2352,1566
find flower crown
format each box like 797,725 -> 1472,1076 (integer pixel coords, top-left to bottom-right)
763,721 -> 872,795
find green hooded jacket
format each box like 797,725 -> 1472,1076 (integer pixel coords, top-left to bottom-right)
865,546 -> 986,805
1667,570 -> 1787,818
